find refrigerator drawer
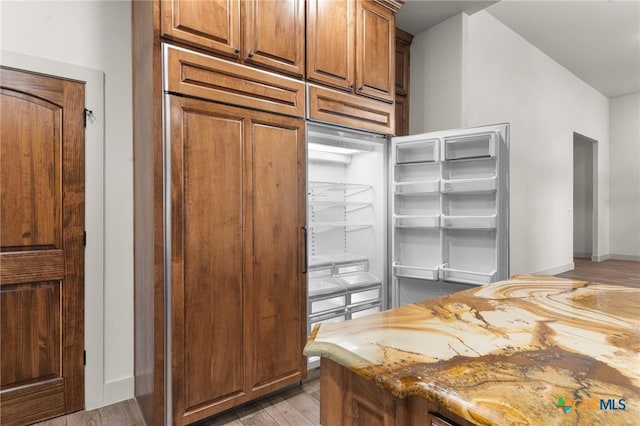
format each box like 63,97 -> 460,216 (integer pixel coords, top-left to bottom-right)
394,180 -> 440,194
348,286 -> 381,307
393,263 -> 439,281
336,271 -> 380,288
309,295 -> 346,315
444,133 -> 496,160
348,302 -> 381,319
442,215 -> 497,229
396,139 -> 439,164
442,176 -> 497,193
394,215 -> 440,228
440,267 -> 496,285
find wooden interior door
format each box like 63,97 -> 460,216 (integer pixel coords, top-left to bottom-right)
307,0 -> 355,91
0,67 -> 85,425
243,0 -> 305,77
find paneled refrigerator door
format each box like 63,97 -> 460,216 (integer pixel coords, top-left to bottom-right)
391,124 -> 509,306
306,123 -> 387,365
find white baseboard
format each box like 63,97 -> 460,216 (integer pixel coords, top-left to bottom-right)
591,253 -> 610,262
609,253 -> 640,262
103,377 -> 135,406
573,252 -> 591,259
532,262 -> 575,276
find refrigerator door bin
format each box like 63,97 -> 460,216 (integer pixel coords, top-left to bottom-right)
394,215 -> 440,228
394,228 -> 442,268
444,193 -> 496,216
444,158 -> 496,180
396,139 -> 439,164
395,162 -> 441,183
440,267 -> 496,285
442,215 -> 497,229
443,132 -> 496,160
394,180 -> 440,194
396,277 -> 474,305
395,193 -> 440,216
393,263 -> 440,281
441,176 -> 497,193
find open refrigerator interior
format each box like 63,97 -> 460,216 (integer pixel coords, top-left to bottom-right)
391,124 -> 509,306
306,123 -> 387,367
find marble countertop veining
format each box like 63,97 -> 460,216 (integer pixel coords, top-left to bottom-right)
304,276 -> 640,425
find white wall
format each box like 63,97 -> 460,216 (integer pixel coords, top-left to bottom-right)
410,11 -> 611,275
573,135 -> 594,258
409,13 -> 467,133
609,93 -> 640,260
464,11 -> 610,275
0,0 -> 134,407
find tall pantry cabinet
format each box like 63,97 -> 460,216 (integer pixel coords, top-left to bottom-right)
134,1 -> 402,425
134,2 -> 306,425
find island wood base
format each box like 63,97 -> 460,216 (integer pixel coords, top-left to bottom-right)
320,359 -> 475,426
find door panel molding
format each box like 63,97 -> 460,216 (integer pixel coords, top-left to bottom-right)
0,50 -> 106,410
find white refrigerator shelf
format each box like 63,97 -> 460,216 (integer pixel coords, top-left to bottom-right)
439,267 -> 496,285
392,263 -> 441,281
442,215 -> 497,229
394,215 -> 440,228
393,179 -> 440,194
441,176 -> 497,193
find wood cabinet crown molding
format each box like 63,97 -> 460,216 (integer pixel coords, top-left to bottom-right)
373,0 -> 404,13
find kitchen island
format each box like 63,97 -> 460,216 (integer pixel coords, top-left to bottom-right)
304,276 -> 639,425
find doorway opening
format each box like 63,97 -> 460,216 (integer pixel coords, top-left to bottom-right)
573,132 -> 598,260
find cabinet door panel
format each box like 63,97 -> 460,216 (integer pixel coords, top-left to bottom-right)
356,0 -> 395,102
307,0 -> 355,90
243,0 -> 305,77
162,0 -> 240,58
395,28 -> 413,96
248,116 -> 306,391
395,95 -> 408,136
170,97 -> 246,417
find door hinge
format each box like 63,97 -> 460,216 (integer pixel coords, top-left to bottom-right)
84,108 -> 94,128
83,231 -> 87,246
83,350 -> 87,366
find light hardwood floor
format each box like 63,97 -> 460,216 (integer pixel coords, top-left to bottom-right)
34,258 -> 638,426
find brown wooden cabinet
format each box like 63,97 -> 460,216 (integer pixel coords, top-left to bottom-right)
307,0 -> 400,103
161,0 -> 241,59
356,0 -> 395,102
168,96 -> 306,424
320,359 -> 473,426
161,0 -> 305,77
306,0 -> 355,90
394,27 -> 413,135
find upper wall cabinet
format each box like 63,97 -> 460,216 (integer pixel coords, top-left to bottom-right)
395,28 -> 413,97
307,0 -> 401,103
161,0 -> 241,59
161,0 -> 305,78
355,0 -> 395,102
306,0 -> 355,90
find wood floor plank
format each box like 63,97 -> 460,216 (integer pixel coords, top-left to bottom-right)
31,416 -> 67,426
64,409 -> 101,426
99,399 -> 139,426
203,411 -> 243,426
239,409 -> 279,426
278,391 -> 320,426
262,396 -> 315,426
557,258 -> 640,288
126,399 -> 146,425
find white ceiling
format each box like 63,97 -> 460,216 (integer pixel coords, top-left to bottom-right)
396,0 -> 640,98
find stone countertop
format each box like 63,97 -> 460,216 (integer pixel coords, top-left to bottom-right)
304,276 -> 640,425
